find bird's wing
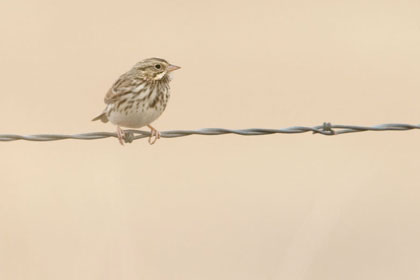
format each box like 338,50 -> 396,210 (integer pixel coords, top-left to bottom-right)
104,74 -> 141,104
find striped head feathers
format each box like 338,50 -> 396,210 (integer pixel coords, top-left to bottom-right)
132,57 -> 181,81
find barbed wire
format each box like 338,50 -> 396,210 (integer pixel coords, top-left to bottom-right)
0,123 -> 419,143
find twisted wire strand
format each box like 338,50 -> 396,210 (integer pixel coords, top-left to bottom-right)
0,123 -> 419,143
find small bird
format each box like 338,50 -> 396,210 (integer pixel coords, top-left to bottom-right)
92,58 -> 180,145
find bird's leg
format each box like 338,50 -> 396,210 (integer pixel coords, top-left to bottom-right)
116,126 -> 125,145
147,125 -> 161,145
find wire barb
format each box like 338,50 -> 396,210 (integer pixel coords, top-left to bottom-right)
0,123 -> 419,143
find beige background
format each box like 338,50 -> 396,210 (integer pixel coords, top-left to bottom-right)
1,0 -> 420,279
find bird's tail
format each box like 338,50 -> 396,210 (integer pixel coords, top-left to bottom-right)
91,112 -> 109,123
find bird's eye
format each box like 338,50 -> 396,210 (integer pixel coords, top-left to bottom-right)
155,64 -> 161,69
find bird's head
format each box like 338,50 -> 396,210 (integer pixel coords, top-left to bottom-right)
134,57 -> 180,81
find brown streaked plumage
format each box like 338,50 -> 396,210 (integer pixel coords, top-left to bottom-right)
92,58 -> 180,145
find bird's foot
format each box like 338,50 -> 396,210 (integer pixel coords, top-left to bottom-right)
116,126 -> 126,145
147,125 -> 161,145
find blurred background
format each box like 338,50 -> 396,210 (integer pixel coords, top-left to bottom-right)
1,0 -> 420,279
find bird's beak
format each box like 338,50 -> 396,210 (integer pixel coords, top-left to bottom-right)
167,64 -> 181,72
